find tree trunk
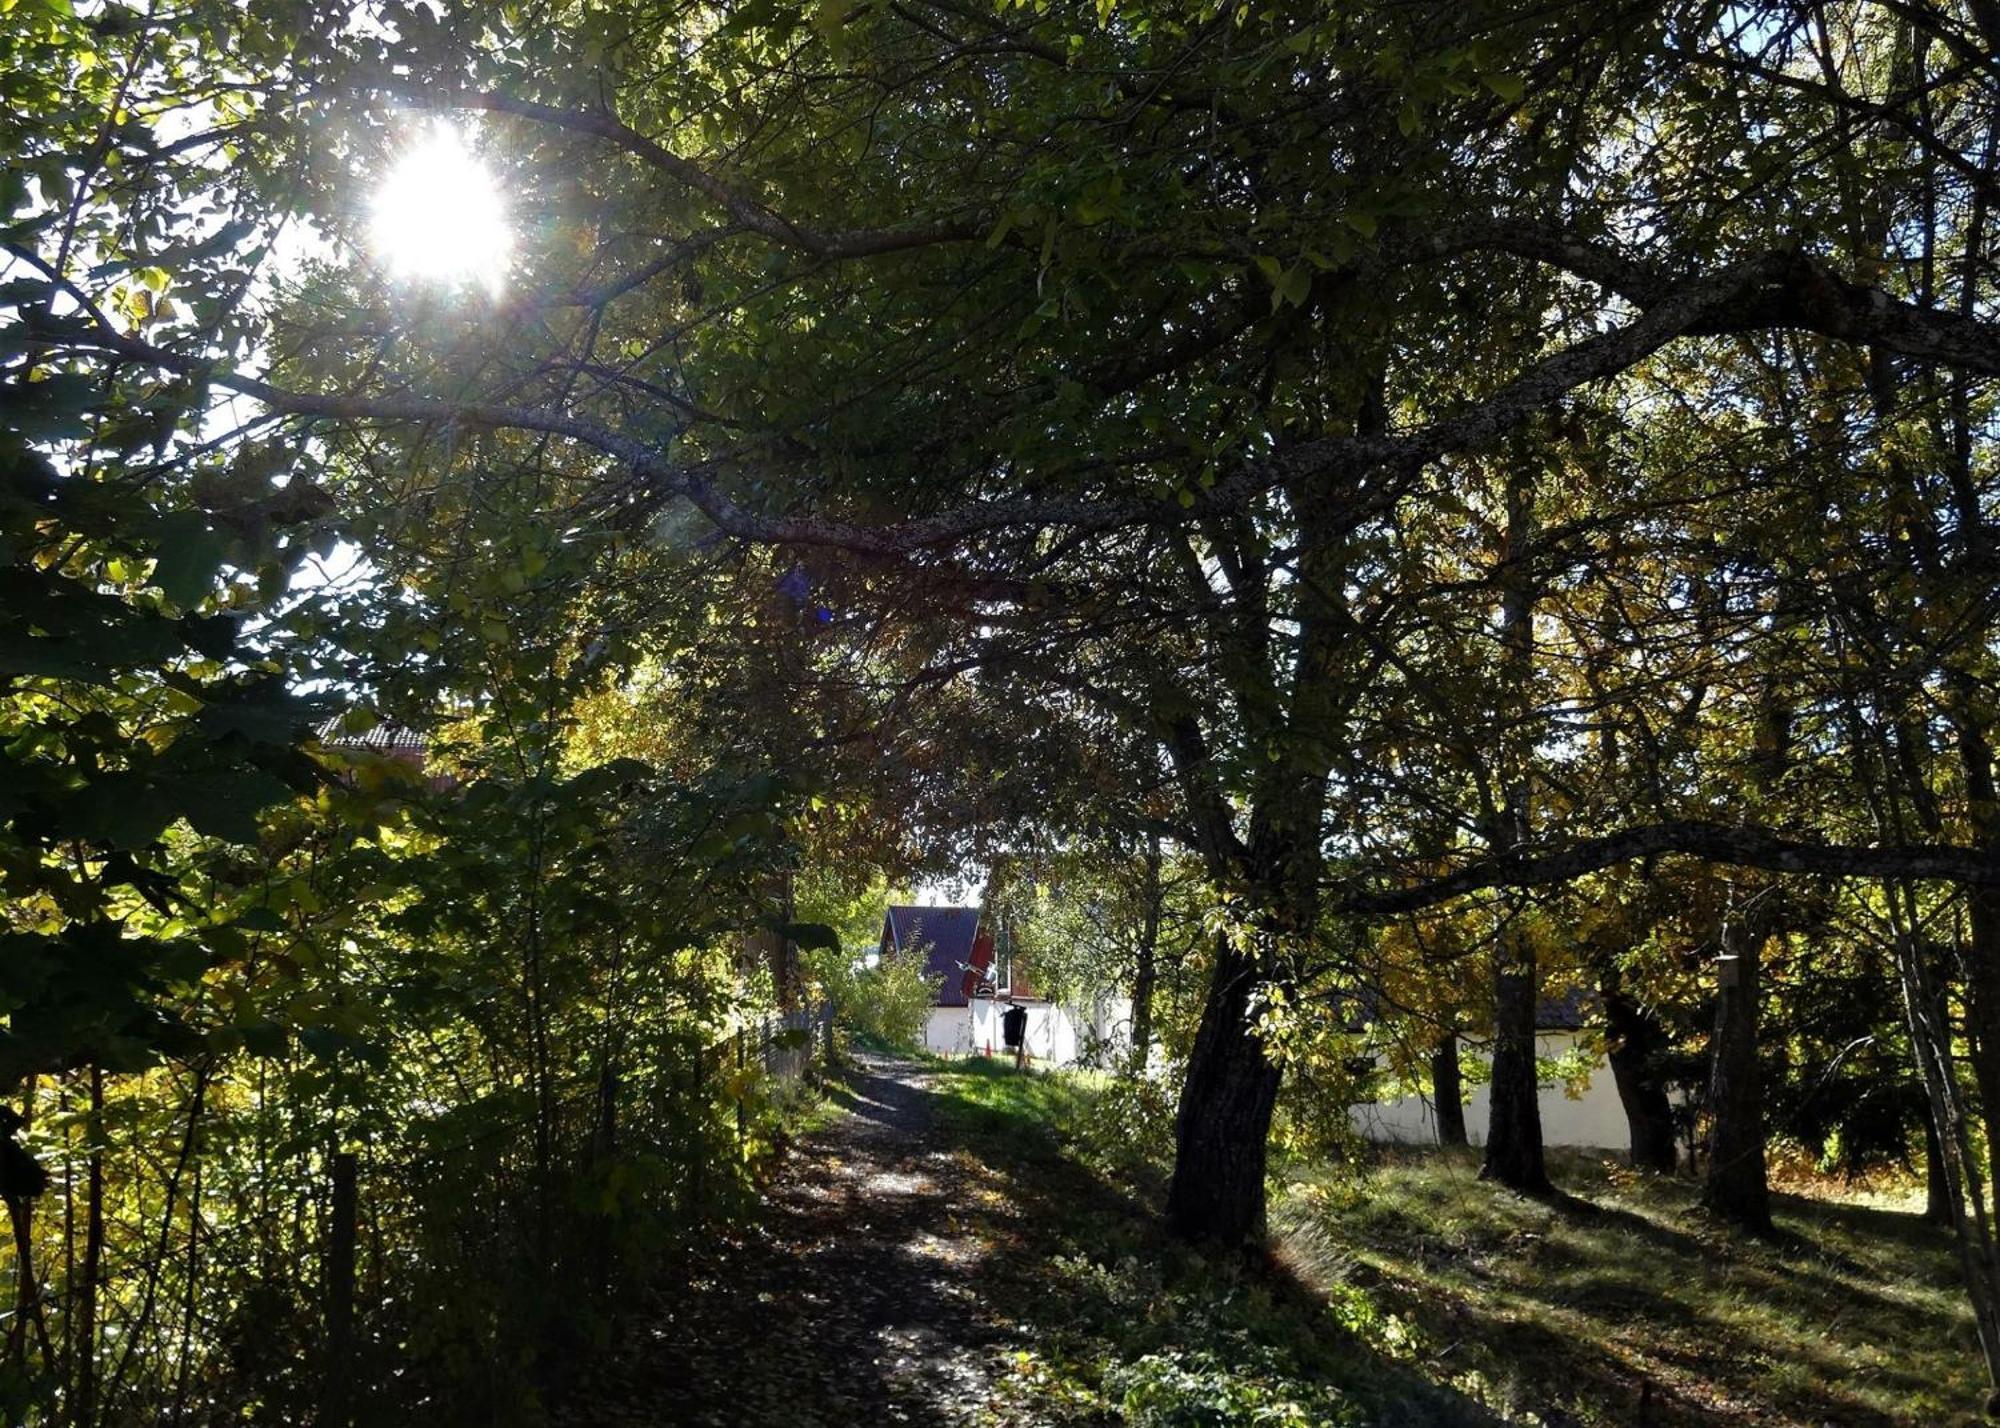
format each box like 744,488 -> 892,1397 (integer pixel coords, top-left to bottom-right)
1700,912 -> 1773,1233
1601,974 -> 1679,1173
1940,680 -> 2000,1198
1482,932 -> 1548,1192
1129,835 -> 1161,1074
1893,906 -> 2000,1397
1165,936 -> 1283,1246
746,865 -> 801,1010
587,1054 -> 621,1289
1480,463 -> 1548,1193
1431,1032 -> 1468,1147
322,1149 -> 358,1428
1926,1103 -> 1955,1226
3,1087 -> 52,1376
1966,886 -> 2000,1190
75,1067 -> 104,1428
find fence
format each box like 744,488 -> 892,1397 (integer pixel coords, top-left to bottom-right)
752,1003 -> 835,1082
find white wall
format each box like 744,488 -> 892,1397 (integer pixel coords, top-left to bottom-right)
923,997 -> 1129,1068
1349,1031 -> 1633,1151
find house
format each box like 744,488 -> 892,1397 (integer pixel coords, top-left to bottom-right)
1348,995 -> 1636,1151
877,904 -> 1127,1068
313,718 -> 454,791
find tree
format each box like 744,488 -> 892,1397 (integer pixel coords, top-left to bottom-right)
16,0 -> 2000,1296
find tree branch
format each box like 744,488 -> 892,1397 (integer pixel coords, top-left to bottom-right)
391,84 -> 983,260
1339,820 -> 1999,917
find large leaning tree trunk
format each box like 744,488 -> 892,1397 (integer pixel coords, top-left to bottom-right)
1891,896 -> 2000,1399
1700,901 -> 1773,1232
1599,965 -> 1679,1172
1158,363 -> 1373,1244
1166,931 -> 1284,1244
1431,1029 -> 1468,1148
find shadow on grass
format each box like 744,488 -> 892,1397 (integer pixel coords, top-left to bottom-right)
919,1059 -> 1503,1426
1287,1146 -> 1983,1427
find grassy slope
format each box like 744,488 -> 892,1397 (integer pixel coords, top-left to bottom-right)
1278,1149 -> 1983,1427
924,1058 -> 1496,1427
920,1058 -> 1983,1428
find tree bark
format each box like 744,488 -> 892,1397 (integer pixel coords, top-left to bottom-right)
1926,1102 -> 1955,1226
749,863 -> 801,1011
1956,723 -> 2000,1197
2,1089 -> 52,1377
1165,936 -> 1283,1246
1893,904 -> 2000,1396
75,1067 -> 104,1428
1431,1032 -> 1468,1147
1129,835 -> 1161,1074
322,1149 -> 358,1428
1482,937 -> 1549,1191
1600,973 -> 1679,1172
1480,465 -> 1548,1193
1700,910 -> 1773,1233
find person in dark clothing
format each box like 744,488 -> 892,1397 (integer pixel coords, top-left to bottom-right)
1001,1003 -> 1029,1070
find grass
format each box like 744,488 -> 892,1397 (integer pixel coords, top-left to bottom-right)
926,1052 -> 1097,1144
920,1059 -> 1494,1426
1277,1148 -> 1984,1427
916,1060 -> 1987,1427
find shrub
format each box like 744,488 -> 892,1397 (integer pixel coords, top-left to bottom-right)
810,944 -> 939,1051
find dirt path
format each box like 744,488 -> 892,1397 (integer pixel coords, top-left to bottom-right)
568,1053 -> 1034,1427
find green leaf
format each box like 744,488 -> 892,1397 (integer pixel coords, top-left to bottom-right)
195,680 -> 322,746
150,514 -> 229,607
2,372 -> 98,441
1272,262 -> 1311,311
178,767 -> 295,844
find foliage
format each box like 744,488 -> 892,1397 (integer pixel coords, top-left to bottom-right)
10,0 -> 2000,1411
825,945 -> 941,1053
1105,1346 -> 1361,1428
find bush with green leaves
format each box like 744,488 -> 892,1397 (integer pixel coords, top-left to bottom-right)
811,944 -> 940,1052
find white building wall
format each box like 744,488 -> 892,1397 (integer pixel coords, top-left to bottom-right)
922,997 -> 1130,1068
1349,1031 -> 1632,1151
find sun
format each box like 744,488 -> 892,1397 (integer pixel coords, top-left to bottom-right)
368,123 -> 511,288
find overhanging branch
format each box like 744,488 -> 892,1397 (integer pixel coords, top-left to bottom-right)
1338,820 -> 1998,917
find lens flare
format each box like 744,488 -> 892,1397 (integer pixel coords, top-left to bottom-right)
368,124 -> 511,288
